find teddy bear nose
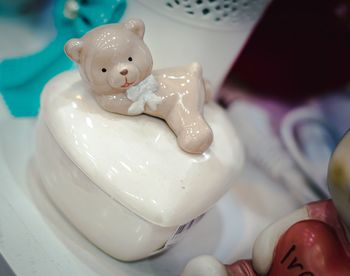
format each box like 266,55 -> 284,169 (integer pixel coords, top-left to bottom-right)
120,69 -> 128,76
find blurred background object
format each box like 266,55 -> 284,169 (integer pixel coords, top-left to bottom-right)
86,0 -> 273,93
0,0 -> 46,15
219,0 -> 350,206
0,0 -> 126,117
219,0 -> 350,104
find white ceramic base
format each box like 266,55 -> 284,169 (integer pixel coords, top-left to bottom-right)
35,120 -> 178,261
0,111 -> 299,275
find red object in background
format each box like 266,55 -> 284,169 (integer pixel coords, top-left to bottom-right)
224,200 -> 350,276
225,221 -> 350,276
226,0 -> 350,103
268,220 -> 350,276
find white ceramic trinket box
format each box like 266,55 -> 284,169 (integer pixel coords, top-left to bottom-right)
34,70 -> 243,261
34,19 -> 244,261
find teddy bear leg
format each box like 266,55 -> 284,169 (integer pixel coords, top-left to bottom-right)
166,108 -> 213,154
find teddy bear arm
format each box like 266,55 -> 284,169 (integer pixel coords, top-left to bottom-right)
95,94 -> 133,115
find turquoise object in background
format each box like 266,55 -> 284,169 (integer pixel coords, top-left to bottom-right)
0,0 -> 35,15
0,0 -> 127,117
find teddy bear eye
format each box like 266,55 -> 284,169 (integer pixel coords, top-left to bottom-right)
128,57 -> 133,62
101,68 -> 107,73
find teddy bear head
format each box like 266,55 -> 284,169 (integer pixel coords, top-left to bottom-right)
64,19 -> 153,95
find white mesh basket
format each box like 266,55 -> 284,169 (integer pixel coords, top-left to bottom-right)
123,0 -> 271,91
141,0 -> 270,30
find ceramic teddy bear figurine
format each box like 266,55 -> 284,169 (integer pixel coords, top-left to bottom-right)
182,131 -> 350,276
64,18 -> 213,154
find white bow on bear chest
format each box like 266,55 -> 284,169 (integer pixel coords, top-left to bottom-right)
126,74 -> 162,115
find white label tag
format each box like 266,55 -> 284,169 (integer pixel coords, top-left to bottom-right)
151,213 -> 206,255
166,213 -> 206,246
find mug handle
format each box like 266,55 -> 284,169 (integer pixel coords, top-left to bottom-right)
280,107 -> 336,198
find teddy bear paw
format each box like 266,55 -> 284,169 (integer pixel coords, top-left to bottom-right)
177,125 -> 213,154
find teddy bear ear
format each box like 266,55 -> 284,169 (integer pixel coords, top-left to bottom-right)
123,19 -> 145,39
64,38 -> 83,64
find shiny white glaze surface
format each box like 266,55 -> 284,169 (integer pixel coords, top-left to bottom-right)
40,70 -> 244,227
35,121 -> 176,261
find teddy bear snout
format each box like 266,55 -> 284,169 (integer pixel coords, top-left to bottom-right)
106,64 -> 141,90
120,69 -> 128,76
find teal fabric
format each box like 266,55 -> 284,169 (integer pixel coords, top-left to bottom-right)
0,0 -> 127,117
0,0 -> 34,15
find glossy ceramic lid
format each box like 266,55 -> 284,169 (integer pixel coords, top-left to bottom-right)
40,70 -> 244,227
